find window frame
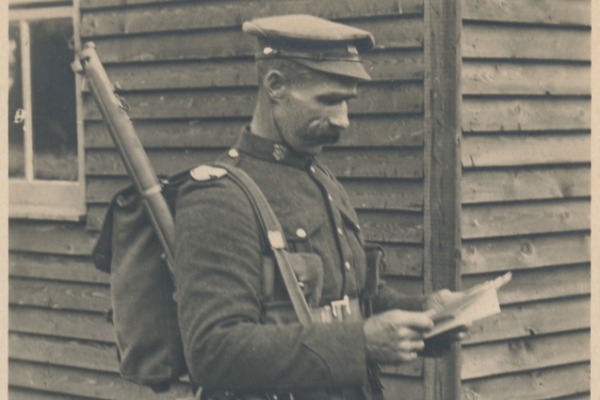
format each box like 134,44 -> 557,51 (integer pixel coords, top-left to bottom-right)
8,1 -> 86,221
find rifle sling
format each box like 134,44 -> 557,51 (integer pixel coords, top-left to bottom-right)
212,162 -> 314,326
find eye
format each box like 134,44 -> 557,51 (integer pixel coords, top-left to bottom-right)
317,91 -> 357,106
319,96 -> 355,107
319,96 -> 342,106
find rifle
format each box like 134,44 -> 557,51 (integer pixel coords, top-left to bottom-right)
72,42 -> 175,270
72,42 -> 187,391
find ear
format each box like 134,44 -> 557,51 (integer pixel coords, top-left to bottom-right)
263,69 -> 288,102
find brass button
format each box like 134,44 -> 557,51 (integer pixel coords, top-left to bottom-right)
337,227 -> 344,236
228,148 -> 239,158
296,228 -> 307,238
327,194 -> 333,201
344,261 -> 352,271
309,166 -> 316,173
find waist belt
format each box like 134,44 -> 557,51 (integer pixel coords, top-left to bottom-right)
263,296 -> 362,326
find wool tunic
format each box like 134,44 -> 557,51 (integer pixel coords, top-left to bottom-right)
174,128 -> 425,400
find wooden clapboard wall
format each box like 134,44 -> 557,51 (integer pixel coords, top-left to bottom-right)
8,0 -> 431,398
459,0 -> 592,398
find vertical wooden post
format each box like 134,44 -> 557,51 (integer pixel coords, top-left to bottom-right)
423,0 -> 462,399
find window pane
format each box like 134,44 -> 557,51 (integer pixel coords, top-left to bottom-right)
30,17 -> 78,181
8,22 -> 25,178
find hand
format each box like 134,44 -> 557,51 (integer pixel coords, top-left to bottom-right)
424,289 -> 469,341
363,309 -> 434,364
424,288 -> 463,313
419,289 -> 470,357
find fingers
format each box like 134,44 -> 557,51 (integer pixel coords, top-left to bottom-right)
396,350 -> 419,362
397,337 -> 425,353
395,325 -> 423,339
442,325 -> 470,341
443,331 -> 466,342
434,288 -> 452,300
396,329 -> 426,357
364,311 -> 434,364
386,309 -> 435,331
391,338 -> 425,363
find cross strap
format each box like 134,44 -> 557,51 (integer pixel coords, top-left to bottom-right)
212,162 -> 314,326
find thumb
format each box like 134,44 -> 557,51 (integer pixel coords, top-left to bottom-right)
426,289 -> 463,311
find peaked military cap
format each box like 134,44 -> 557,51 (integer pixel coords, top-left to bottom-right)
242,14 -> 375,81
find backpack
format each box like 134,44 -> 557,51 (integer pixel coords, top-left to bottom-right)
92,162 -> 314,393
92,168 -> 189,392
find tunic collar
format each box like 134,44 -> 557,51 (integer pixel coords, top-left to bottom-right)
234,126 -> 314,169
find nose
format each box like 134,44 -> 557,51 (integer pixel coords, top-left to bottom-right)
329,101 -> 350,130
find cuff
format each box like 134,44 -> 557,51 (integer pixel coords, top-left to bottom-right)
302,321 -> 368,387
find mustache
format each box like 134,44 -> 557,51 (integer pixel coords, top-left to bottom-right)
301,119 -> 343,144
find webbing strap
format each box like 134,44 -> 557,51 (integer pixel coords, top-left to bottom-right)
212,162 -> 313,326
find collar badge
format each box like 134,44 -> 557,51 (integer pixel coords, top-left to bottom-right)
272,144 -> 287,161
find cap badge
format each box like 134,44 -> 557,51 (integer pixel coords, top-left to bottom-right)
273,144 -> 288,161
263,47 -> 276,55
347,45 -> 358,55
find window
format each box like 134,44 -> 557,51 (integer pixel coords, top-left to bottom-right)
8,1 -> 85,220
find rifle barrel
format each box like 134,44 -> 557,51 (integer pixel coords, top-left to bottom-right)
76,42 -> 176,270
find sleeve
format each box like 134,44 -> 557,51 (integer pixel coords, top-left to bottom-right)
173,178 -> 368,392
371,281 -> 426,313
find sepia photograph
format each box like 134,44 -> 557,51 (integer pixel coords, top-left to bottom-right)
3,0 -> 597,399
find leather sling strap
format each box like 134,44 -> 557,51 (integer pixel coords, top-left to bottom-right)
212,162 -> 314,326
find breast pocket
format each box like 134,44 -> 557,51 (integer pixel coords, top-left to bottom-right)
272,211 -> 327,307
280,210 -> 328,254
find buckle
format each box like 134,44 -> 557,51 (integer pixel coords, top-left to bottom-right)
330,295 -> 352,319
313,296 -> 359,323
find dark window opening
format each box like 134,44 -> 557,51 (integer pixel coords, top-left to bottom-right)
31,18 -> 78,181
8,17 -> 78,181
8,22 -> 24,178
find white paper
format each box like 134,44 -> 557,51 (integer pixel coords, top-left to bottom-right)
424,272 -> 512,339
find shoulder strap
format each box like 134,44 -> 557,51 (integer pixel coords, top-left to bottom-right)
212,162 -> 314,326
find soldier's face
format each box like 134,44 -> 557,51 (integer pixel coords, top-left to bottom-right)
274,72 -> 358,155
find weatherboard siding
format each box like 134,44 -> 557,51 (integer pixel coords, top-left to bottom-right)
9,0 -> 428,398
459,0 -> 591,398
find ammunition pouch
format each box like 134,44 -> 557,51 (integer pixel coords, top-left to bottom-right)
260,243 -> 386,323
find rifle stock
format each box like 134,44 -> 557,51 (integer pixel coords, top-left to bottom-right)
73,42 -> 175,270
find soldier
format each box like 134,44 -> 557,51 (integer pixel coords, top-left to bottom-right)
173,14 -> 465,400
